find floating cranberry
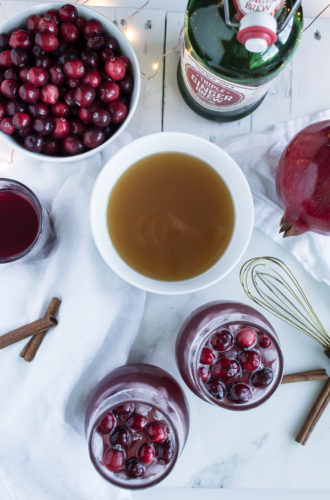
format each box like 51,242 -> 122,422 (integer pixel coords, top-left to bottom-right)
210,329 -> 234,352
236,327 -> 257,349
0,117 -> 14,134
28,102 -> 49,118
53,117 -> 70,138
41,84 -> 59,105
156,439 -> 175,464
105,57 -> 126,81
63,59 -> 85,79
86,34 -> 104,50
82,69 -> 101,88
125,458 -> 145,478
74,84 -> 95,107
49,65 -> 65,85
227,383 -> 253,404
205,378 -> 226,400
1,80 -> 18,99
51,102 -> 69,117
10,48 -> 29,67
59,4 -> 78,23
63,135 -> 84,155
96,411 -> 117,434
199,347 -> 216,365
199,366 -> 211,382
82,127 -> 104,148
83,19 -> 103,37
12,112 -> 30,129
107,101 -> 127,124
60,23 -> 79,43
35,32 -> 59,52
138,443 -> 155,464
259,334 -> 271,348
26,67 -> 48,87
24,132 -> 44,152
9,30 -> 31,49
212,357 -> 240,379
238,350 -> 261,372
110,425 -> 130,447
0,50 -> 13,66
43,137 -> 59,155
250,367 -> 273,388
98,81 -> 119,103
103,448 -> 125,472
26,14 -> 41,32
33,117 -> 54,136
147,422 -> 167,443
119,75 -> 134,94
126,413 -> 148,431
81,49 -> 98,68
38,18 -> 58,35
113,402 -> 135,416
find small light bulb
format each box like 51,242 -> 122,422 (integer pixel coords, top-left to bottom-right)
152,62 -> 159,70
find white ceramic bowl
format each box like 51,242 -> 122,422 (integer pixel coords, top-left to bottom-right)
0,2 -> 140,162
90,132 -> 254,294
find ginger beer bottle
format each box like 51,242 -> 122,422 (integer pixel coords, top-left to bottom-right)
177,1 -> 303,121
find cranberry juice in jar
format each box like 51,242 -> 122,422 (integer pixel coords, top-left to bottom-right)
176,301 -> 283,410
85,364 -> 189,489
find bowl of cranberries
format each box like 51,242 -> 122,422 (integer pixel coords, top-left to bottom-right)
0,3 -> 140,160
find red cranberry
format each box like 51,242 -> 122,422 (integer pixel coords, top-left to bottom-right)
236,327 -> 257,349
92,109 -> 111,128
59,4 -> 78,23
210,330 -> 234,352
199,347 -> 216,365
212,357 -> 241,379
64,89 -> 77,108
44,10 -> 60,24
26,14 -> 41,32
33,117 -> 54,136
0,104 -> 4,120
238,350 -> 261,372
113,402 -> 135,416
51,102 -> 69,117
138,443 -> 155,464
100,48 -> 114,62
126,413 -> 148,431
6,100 -> 25,116
105,57 -> 126,81
0,33 -> 9,50
227,383 -> 253,404
103,448 -> 125,472
66,78 -> 80,89
86,34 -> 104,50
35,32 -> 58,52
70,119 -> 86,135
28,102 -> 49,118
250,367 -> 273,388
0,50 -> 13,66
43,137 -> 59,155
98,81 -> 119,103
26,67 -> 48,87
4,68 -> 18,80
41,84 -> 59,105
35,55 -> 52,70
119,75 -> 134,94
63,135 -> 84,155
110,425 -> 130,447
49,65 -> 65,85
53,117 -> 69,138
259,334 -> 271,348
199,366 -> 211,382
82,69 -> 101,88
96,411 -> 117,434
83,127 -> 104,148
0,117 -> 14,134
78,106 -> 96,123
74,84 -> 95,107
38,18 -> 58,35
19,83 -> 40,103
12,112 -> 30,129
10,48 -> 29,67
119,55 -> 130,70
156,440 -> 175,464
63,60 -> 85,79
83,19 -> 103,37
81,49 -> 99,68
60,23 -> 79,43
205,378 -> 226,400
147,422 -> 167,443
1,80 -> 18,99
75,17 -> 85,31
19,68 -> 29,82
107,101 -> 128,124
9,30 -> 31,49
24,132 -> 45,152
104,36 -> 119,52
125,458 -> 145,478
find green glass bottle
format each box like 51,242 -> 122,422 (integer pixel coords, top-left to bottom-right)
177,0 -> 303,121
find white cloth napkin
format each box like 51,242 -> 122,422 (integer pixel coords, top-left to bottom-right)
220,109 -> 330,286
0,133 -> 145,500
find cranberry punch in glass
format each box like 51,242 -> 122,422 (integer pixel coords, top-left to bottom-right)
0,178 -> 53,263
85,364 -> 189,489
176,301 -> 283,410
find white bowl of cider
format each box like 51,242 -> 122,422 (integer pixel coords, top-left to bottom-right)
90,133 -> 254,294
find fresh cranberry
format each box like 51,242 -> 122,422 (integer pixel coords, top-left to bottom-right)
103,448 -> 125,472
49,65 -> 65,85
126,413 -> 148,431
0,104 -> 4,120
0,50 -> 13,66
238,350 -> 261,372
1,80 -> 18,99
78,106 -> 96,123
64,89 -> 77,108
6,100 -> 25,116
10,48 -> 29,67
82,69 -> 101,88
259,334 -> 271,348
63,135 -> 84,155
53,117 -> 69,138
98,81 -> 119,103
83,127 -> 104,148
19,68 -> 29,82
74,84 -> 95,107
70,119 -> 86,135
100,48 -> 114,62
59,4 -> 78,23
26,67 -> 48,87
38,18 -> 58,35
236,327 -> 257,349
125,458 -> 145,478
9,30 -> 31,49
0,33 -> 9,50
26,14 -> 41,32
35,32 -> 58,52
35,55 -> 52,70
107,101 -> 128,124
12,112 -> 30,129
119,55 -> 130,70
24,132 -> 44,152
92,109 -> 111,128
19,83 -> 40,104
104,36 -> 119,52
147,422 -> 167,443
96,411 -> 117,434
33,117 -> 54,136
138,443 -> 155,464
44,10 -> 60,24
81,49 -> 99,68
105,57 -> 126,81
4,68 -> 18,81
83,19 -> 103,37
43,137 -> 59,155
28,102 -> 49,118
63,60 -> 85,79
51,102 -> 69,117
212,357 -> 241,379
199,347 -> 216,365
227,383 -> 253,404
75,17 -> 85,31
210,330 -> 234,352
156,440 -> 175,464
60,23 -> 79,43
250,367 -> 273,388
86,34 -> 104,50
0,117 -> 14,134
113,402 -> 135,416
110,425 -> 130,447
205,378 -> 226,399
199,366 -> 211,382
119,75 -> 134,94
41,84 -> 59,105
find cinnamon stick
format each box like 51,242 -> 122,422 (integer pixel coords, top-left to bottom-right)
0,315 -> 57,350
295,377 -> 330,445
20,297 -> 61,362
282,369 -> 328,384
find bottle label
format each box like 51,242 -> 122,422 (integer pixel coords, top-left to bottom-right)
234,0 -> 284,19
181,45 -> 273,113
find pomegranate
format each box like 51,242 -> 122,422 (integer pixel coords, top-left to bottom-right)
276,120 -> 330,237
